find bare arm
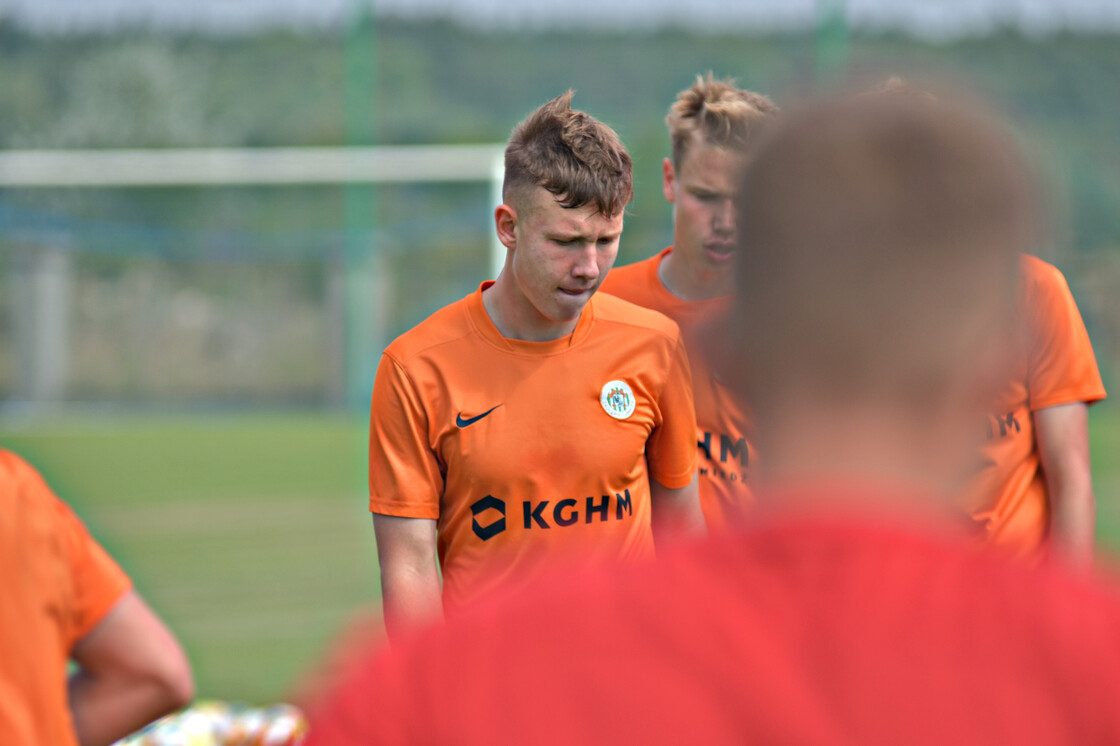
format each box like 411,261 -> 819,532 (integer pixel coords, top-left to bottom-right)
373,513 -> 442,642
1035,402 -> 1096,566
650,473 -> 704,546
68,591 -> 193,746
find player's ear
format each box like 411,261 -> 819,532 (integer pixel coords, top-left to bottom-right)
495,204 -> 518,251
662,157 -> 677,204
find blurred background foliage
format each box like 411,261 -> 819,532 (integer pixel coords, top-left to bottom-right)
1,21 -> 1118,254
2,20 -> 1119,405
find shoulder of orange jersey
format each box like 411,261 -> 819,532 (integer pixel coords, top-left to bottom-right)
591,290 -> 681,342
1018,253 -> 1068,295
381,295 -> 474,365
0,448 -> 39,485
1017,253 -> 1088,330
600,251 -> 663,301
601,253 -> 659,291
0,449 -> 79,533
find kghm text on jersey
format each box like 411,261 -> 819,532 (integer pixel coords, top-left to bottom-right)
698,430 -> 749,483
698,431 -> 748,466
470,490 -> 635,541
985,412 -> 1022,440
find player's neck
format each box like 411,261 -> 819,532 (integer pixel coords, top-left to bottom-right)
482,274 -> 582,342
753,401 -> 969,507
659,249 -> 732,302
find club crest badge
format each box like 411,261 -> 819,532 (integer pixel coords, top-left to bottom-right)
600,380 -> 636,420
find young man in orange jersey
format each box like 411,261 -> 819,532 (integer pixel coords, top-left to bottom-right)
369,92 -> 703,639
309,88 -> 1120,744
963,258 -> 1105,563
601,73 -> 776,530
0,450 -> 193,746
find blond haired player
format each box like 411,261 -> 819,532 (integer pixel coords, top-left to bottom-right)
602,73 -> 776,529
369,92 -> 702,638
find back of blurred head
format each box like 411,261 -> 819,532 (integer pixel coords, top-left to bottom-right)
732,88 -> 1037,494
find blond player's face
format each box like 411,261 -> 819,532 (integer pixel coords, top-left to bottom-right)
509,187 -> 623,324
664,143 -> 749,277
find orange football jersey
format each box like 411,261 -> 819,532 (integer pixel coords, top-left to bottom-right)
601,248 -> 753,530
0,450 -> 132,746
369,283 -> 698,611
964,255 -> 1106,554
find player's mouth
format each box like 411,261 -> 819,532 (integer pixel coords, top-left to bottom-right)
559,286 -> 594,297
704,242 -> 735,262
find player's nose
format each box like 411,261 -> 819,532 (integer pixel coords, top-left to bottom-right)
571,244 -> 600,280
713,198 -> 736,234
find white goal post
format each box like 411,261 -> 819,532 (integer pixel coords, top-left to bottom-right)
0,144 -> 508,276
0,145 -> 506,409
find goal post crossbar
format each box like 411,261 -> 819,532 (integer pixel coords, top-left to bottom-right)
0,143 -> 508,278
0,145 -> 507,187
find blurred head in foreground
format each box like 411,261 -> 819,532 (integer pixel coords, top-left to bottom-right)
731,86 -> 1034,497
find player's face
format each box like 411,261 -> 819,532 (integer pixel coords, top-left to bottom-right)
505,186 -> 623,327
664,142 -> 749,280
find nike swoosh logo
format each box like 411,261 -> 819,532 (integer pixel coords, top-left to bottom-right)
456,405 -> 502,428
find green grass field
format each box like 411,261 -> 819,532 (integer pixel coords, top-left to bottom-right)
0,413 -> 374,705
1090,403 -> 1120,548
3,405 -> 1120,705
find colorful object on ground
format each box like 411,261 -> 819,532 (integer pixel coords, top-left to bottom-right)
112,700 -> 308,746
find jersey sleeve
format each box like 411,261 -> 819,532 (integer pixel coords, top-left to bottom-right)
1024,263 -> 1106,412
8,454 -> 133,645
369,352 -> 444,520
59,497 -> 133,642
645,333 -> 699,489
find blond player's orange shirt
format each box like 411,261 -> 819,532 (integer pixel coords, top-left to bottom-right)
369,283 -> 698,612
601,248 -> 753,530
963,255 -> 1106,555
0,450 -> 132,746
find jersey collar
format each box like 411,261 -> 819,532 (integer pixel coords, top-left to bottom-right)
467,281 -> 596,355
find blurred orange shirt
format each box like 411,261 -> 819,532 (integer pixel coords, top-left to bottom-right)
601,248 -> 754,530
964,255 -> 1106,554
0,450 -> 132,746
369,283 -> 698,611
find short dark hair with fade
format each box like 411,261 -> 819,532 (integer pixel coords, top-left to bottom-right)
503,91 -> 633,218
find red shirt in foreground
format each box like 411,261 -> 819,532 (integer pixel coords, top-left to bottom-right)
308,486 -> 1120,745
